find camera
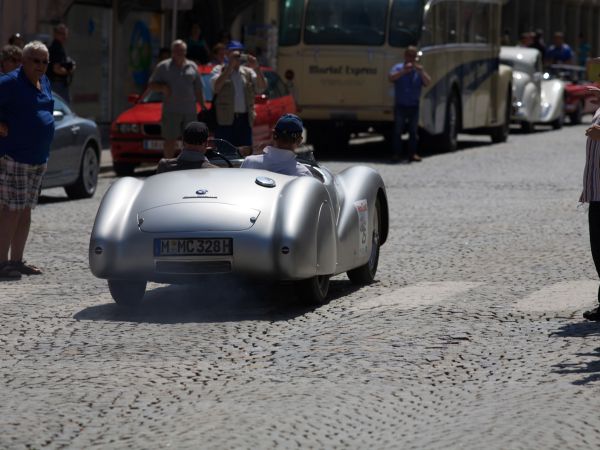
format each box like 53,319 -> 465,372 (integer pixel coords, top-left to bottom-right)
239,53 -> 249,64
62,57 -> 75,71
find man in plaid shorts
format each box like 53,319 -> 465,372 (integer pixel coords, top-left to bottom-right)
0,41 -> 55,280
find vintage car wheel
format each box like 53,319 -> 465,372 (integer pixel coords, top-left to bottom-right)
521,121 -> 534,133
113,161 -> 136,177
347,198 -> 381,285
108,279 -> 146,307
64,145 -> 99,199
552,111 -> 564,130
569,101 -> 583,125
298,275 -> 330,305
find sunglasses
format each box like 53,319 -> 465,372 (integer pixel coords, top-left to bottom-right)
29,58 -> 49,65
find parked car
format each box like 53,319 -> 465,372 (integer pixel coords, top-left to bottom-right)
548,64 -> 599,124
110,64 -> 297,176
89,143 -> 389,307
43,93 -> 101,199
500,46 -> 565,132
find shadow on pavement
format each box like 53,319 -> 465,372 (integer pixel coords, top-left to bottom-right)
551,321 -> 600,385
74,278 -> 361,324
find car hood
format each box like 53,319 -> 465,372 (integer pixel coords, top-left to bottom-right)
116,103 -> 162,124
133,168 -> 299,232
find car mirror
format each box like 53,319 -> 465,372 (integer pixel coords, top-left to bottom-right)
53,110 -> 64,121
128,93 -> 140,104
255,94 -> 268,105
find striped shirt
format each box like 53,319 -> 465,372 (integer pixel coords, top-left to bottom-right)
580,108 -> 600,203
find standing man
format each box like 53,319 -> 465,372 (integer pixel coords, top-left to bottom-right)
210,41 -> 267,147
148,39 -> 206,159
0,45 -> 22,74
47,23 -> 75,104
388,46 -> 431,163
544,31 -> 573,65
0,41 -> 55,279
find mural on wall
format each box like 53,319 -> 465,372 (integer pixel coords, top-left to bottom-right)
129,20 -> 153,87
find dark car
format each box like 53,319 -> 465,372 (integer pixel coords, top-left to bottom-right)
42,94 -> 101,199
110,64 -> 297,176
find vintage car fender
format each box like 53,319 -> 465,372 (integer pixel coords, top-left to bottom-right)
539,79 -> 565,123
497,63 -> 513,118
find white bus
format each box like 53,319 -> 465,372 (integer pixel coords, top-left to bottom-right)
277,0 -> 513,152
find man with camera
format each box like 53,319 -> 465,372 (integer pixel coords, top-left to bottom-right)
47,23 -> 75,104
210,40 -> 266,146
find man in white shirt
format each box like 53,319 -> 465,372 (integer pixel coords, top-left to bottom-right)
240,114 -> 312,177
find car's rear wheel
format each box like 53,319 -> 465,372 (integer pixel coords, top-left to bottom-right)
297,275 -> 330,305
347,198 -> 381,285
438,92 -> 459,152
108,279 -> 146,307
113,161 -> 136,177
65,145 -> 99,199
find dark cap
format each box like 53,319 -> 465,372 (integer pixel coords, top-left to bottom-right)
226,40 -> 244,51
274,114 -> 303,135
183,121 -> 209,145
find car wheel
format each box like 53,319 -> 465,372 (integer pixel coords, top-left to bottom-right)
569,102 -> 583,125
490,89 -> 511,143
113,161 -> 136,177
297,275 -> 330,305
347,198 -> 381,285
552,111 -> 564,130
521,121 -> 534,133
439,92 -> 459,152
108,279 -> 146,307
64,145 -> 99,199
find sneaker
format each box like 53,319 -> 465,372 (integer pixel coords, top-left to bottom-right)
10,260 -> 42,275
583,306 -> 600,321
0,261 -> 21,280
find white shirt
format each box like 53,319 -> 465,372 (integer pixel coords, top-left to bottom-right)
240,146 -> 313,177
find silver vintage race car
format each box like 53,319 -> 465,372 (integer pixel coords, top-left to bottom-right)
89,143 -> 389,306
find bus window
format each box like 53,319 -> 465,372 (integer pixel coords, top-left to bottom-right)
460,2 -> 489,44
279,0 -> 304,46
420,2 -> 435,47
389,0 -> 423,47
437,1 -> 458,44
304,0 -> 388,46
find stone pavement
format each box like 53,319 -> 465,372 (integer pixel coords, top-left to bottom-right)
2,124 -> 600,449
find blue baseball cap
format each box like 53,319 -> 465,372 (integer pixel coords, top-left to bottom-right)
274,114 -> 303,134
226,40 -> 244,51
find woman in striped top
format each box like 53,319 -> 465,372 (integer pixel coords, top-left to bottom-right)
581,86 -> 600,320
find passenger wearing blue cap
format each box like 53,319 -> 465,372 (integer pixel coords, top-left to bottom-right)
210,40 -> 267,147
240,114 -> 312,177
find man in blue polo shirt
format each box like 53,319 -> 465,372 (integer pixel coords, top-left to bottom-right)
389,46 -> 431,163
0,41 -> 54,280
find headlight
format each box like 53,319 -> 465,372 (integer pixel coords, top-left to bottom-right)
118,123 -> 140,134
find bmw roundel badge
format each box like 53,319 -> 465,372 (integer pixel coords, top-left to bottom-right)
196,189 -> 208,195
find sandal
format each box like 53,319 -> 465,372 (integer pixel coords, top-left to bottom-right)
10,260 -> 42,275
0,261 -> 21,280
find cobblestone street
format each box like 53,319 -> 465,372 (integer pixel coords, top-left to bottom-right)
2,124 -> 600,449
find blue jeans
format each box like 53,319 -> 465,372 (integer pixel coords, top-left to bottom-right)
215,113 -> 252,146
393,105 -> 419,159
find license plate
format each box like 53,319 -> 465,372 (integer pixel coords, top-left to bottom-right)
143,140 -> 164,151
154,238 -> 233,256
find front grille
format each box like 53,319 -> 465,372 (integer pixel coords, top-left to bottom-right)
144,124 -> 162,136
155,260 -> 231,274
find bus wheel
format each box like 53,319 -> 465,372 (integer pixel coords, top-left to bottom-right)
440,93 -> 459,152
490,89 -> 511,143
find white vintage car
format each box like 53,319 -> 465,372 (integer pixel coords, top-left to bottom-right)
500,46 -> 565,132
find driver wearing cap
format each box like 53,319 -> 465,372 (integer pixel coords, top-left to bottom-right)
240,114 -> 312,177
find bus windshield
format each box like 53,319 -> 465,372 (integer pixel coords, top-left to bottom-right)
389,0 -> 423,47
304,0 -> 388,46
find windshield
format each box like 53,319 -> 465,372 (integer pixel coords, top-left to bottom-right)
140,73 -> 214,103
304,0 -> 388,46
279,0 -> 304,46
389,0 -> 423,47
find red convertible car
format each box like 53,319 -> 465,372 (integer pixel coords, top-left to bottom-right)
549,64 -> 599,124
110,65 -> 297,176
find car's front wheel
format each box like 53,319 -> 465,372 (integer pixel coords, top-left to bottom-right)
64,145 -> 99,199
297,275 -> 330,305
108,279 -> 147,307
347,198 -> 381,284
569,101 -> 583,125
